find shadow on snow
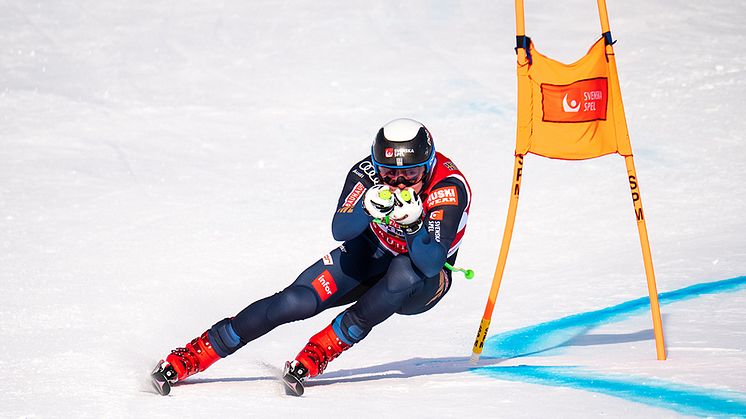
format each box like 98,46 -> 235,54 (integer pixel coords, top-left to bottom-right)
177,276 -> 746,418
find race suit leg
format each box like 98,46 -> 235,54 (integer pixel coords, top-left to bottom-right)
212,233 -> 389,357
330,253 -> 452,346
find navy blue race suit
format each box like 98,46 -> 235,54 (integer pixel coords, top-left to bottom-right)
209,152 -> 471,357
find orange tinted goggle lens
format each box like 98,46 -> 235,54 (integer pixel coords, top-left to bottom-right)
378,166 -> 426,186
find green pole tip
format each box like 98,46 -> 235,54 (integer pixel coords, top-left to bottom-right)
444,262 -> 475,280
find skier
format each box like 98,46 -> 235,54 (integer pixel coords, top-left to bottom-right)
151,118 -> 472,396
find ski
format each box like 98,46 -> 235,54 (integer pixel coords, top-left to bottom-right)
148,358 -> 308,396
150,360 -> 176,396
281,361 -> 306,396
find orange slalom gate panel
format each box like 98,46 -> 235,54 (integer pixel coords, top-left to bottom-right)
515,37 -> 633,160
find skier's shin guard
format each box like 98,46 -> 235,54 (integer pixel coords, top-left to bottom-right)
208,318 -> 244,357
331,309 -> 370,344
294,323 -> 351,378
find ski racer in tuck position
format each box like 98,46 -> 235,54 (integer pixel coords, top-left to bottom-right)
151,118 -> 472,396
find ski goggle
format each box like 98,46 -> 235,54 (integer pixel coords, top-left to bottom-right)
378,165 -> 427,187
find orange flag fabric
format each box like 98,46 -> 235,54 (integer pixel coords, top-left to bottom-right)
515,37 -> 633,160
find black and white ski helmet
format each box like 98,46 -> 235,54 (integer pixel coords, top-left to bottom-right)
371,118 -> 436,174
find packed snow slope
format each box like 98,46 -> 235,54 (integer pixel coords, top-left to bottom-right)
1,0 -> 745,418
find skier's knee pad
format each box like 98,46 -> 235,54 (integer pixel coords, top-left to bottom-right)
208,318 -> 244,358
332,310 -> 369,345
266,286 -> 318,324
385,255 -> 424,294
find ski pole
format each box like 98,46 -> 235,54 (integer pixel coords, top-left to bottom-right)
444,262 -> 475,279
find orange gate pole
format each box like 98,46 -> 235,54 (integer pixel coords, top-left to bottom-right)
625,156 -> 667,360
470,155 -> 524,363
600,0 -> 667,360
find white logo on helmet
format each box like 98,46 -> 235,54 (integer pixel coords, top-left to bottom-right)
394,148 -> 414,156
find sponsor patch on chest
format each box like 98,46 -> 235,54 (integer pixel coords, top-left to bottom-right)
426,186 -> 459,207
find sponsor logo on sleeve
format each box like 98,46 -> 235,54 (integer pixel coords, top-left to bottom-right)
426,186 -> 459,207
444,162 -> 458,171
429,210 -> 444,221
312,270 -> 337,301
322,253 -> 333,265
541,77 -> 608,123
427,220 -> 441,242
342,182 -> 366,208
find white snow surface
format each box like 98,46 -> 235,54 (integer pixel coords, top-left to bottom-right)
2,1 -> 746,418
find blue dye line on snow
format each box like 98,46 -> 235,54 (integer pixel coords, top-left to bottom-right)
482,276 -> 746,359
472,366 -> 746,418
471,276 -> 746,418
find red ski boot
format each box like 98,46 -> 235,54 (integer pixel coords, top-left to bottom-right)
282,324 -> 351,396
151,330 -> 220,395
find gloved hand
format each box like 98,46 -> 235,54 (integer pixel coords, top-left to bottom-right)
390,187 -> 424,233
363,184 -> 395,219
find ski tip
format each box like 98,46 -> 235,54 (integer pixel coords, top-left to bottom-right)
284,381 -> 303,397
150,371 -> 172,396
149,360 -> 173,396
281,361 -> 306,397
282,375 -> 305,397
